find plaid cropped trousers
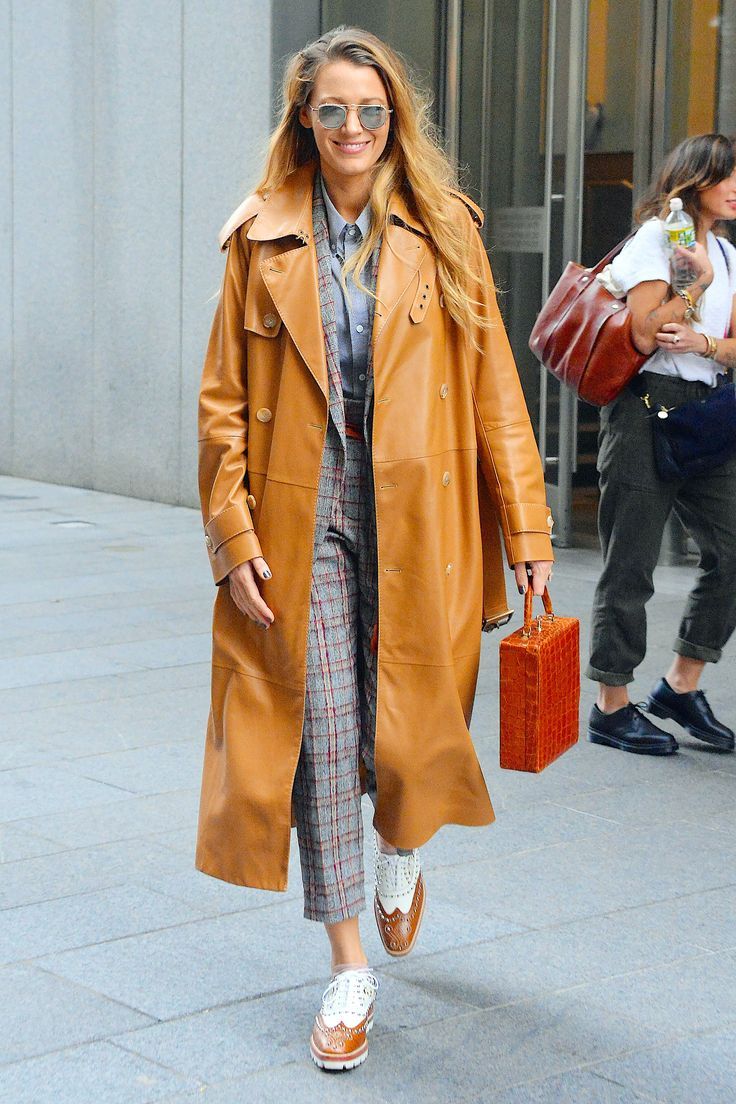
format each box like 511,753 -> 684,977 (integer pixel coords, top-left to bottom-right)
292,420 -> 380,923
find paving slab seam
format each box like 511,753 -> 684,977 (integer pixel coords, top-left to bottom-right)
105,1037 -> 209,1091
482,876 -> 736,932
382,944 -> 719,1013
124,879 -> 304,919
0,662 -> 210,715
586,1069 -> 668,1104
1,796 -> 196,839
423,825 -> 623,875
485,876 -> 736,937
21,893 -> 307,967
4,898 -> 252,965
20,961 -> 164,1025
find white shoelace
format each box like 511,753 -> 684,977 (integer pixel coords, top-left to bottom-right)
320,968 -> 379,1029
374,839 -> 421,901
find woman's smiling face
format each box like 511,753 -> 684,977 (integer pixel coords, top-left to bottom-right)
699,167 -> 736,223
299,60 -> 391,184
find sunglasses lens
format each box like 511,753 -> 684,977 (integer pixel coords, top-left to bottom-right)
317,105 -> 346,129
360,106 -> 387,129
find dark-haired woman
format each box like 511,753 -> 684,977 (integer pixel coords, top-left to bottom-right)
196,27 -> 552,1069
587,133 -> 736,755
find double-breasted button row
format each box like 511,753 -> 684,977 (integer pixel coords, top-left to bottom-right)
439,383 -> 448,399
256,407 -> 272,423
442,471 -> 451,487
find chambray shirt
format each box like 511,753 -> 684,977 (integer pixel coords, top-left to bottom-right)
320,177 -> 372,401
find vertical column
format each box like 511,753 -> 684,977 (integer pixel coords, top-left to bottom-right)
93,1 -> 183,500
0,0 -> 12,472
179,0 -> 272,508
11,1 -> 95,485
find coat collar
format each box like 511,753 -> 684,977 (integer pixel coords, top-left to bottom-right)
254,161 -> 433,401
246,160 -> 430,244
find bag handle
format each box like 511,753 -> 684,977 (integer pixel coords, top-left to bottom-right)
585,231 -> 637,278
523,586 -> 554,637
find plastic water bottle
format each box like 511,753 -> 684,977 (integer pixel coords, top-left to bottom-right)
664,197 -> 697,291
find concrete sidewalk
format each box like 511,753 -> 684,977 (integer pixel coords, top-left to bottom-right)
1,474 -> 735,1104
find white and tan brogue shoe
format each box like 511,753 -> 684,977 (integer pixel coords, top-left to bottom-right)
373,837 -> 425,957
310,968 -> 379,1071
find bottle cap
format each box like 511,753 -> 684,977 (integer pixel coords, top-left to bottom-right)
669,197 -> 683,211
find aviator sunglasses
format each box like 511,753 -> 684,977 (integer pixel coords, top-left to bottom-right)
308,102 -> 392,130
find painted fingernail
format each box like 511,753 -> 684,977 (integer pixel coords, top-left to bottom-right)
263,568 -> 272,579
518,585 -> 525,594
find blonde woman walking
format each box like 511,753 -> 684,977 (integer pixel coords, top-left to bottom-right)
196,26 -> 553,1070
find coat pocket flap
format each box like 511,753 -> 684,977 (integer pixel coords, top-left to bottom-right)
205,504 -> 255,553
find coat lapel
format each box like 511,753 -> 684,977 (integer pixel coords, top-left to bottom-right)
249,164 -> 432,405
252,164 -> 329,400
312,174 -> 347,449
372,193 -> 429,348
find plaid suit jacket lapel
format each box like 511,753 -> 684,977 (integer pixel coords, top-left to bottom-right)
363,242 -> 381,448
312,178 -> 346,450
313,172 -> 382,452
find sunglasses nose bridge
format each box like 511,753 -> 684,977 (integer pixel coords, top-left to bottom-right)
341,105 -> 365,131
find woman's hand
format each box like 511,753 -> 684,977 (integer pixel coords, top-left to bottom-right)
228,557 -> 274,628
514,560 -> 553,596
655,322 -> 708,354
679,243 -> 713,290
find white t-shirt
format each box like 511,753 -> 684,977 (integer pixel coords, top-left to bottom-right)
610,216 -> 736,385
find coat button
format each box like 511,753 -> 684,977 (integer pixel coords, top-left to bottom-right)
256,407 -> 272,422
442,471 -> 451,486
263,313 -> 278,329
445,562 -> 453,574
547,515 -> 554,528
204,533 -> 213,550
246,494 -> 257,510
439,383 -> 448,399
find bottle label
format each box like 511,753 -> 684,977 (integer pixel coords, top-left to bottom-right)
666,225 -> 695,249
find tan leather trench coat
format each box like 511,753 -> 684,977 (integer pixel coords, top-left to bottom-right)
196,160 -> 554,891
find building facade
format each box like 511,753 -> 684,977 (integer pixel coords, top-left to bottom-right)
1,1 -> 271,509
3,1 -> 735,542
277,0 -> 736,544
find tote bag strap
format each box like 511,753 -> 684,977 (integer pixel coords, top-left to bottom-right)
715,236 -> 733,340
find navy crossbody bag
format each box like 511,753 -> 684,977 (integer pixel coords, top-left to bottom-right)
632,237 -> 736,481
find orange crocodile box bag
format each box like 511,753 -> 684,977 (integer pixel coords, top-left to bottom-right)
499,587 -> 580,772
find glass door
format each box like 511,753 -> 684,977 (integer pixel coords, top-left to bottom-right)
458,1 -> 591,545
459,0 -> 655,546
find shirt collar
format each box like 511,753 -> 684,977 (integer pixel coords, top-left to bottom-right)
320,174 -> 372,251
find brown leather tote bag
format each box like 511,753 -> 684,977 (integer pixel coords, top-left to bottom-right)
529,235 -> 649,407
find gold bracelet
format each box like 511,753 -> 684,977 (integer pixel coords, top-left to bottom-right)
677,287 -> 698,321
704,334 -> 718,360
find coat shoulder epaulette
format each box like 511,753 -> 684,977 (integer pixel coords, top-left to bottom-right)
218,192 -> 267,252
448,189 -> 485,228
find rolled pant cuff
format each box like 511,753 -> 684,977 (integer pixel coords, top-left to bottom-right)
585,663 -> 634,686
674,637 -> 722,663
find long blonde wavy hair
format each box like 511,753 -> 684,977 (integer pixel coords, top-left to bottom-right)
255,25 -> 490,335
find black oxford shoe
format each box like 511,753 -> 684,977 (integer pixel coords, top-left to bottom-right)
588,703 -> 678,755
647,678 -> 735,751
